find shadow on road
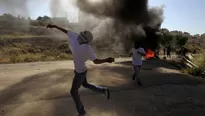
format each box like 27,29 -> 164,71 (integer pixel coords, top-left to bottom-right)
115,59 -> 180,70
0,59 -> 205,116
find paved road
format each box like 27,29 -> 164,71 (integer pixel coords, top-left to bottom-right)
0,59 -> 205,116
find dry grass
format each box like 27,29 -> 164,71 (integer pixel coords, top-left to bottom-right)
0,36 -> 73,63
0,52 -> 73,63
182,54 -> 205,76
185,44 -> 205,53
0,35 -> 46,39
8,53 -> 72,63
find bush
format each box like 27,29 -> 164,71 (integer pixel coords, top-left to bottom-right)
10,53 -> 42,63
57,53 -> 73,60
184,44 -> 205,53
192,54 -> 205,67
40,55 -> 56,61
182,54 -> 205,76
9,52 -> 73,63
182,68 -> 202,76
2,47 -> 27,55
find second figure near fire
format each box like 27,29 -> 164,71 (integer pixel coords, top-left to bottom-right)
130,42 -> 146,86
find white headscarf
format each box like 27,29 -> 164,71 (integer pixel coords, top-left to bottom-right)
77,31 -> 93,44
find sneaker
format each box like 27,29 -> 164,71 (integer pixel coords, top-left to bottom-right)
136,79 -> 142,86
104,88 -> 110,100
132,74 -> 135,80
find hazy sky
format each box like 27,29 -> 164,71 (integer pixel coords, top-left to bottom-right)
0,0 -> 204,35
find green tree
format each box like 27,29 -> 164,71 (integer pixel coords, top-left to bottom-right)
2,13 -> 15,20
43,15 -> 50,20
199,33 -> 205,47
174,35 -> 188,47
36,16 -> 42,21
161,33 -> 173,47
28,17 -> 31,20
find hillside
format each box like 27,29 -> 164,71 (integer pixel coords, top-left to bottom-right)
0,13 -> 205,64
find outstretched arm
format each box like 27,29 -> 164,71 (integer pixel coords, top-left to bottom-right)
93,57 -> 114,64
87,46 -> 114,64
47,24 -> 68,34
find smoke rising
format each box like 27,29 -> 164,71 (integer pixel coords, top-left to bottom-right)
75,0 -> 164,53
50,0 -> 66,17
76,0 -> 163,26
0,0 -> 164,54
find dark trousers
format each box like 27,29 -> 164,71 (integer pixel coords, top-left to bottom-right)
70,70 -> 106,114
133,65 -> 141,80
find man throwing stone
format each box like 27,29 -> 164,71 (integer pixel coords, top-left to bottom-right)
47,24 -> 114,116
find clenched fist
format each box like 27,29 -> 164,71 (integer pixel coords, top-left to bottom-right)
107,57 -> 115,63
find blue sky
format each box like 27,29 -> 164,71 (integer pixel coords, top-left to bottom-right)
0,0 -> 205,35
149,0 -> 205,35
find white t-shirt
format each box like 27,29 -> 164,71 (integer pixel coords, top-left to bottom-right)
67,31 -> 97,73
132,47 -> 146,65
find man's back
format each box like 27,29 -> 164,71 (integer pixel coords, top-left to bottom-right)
132,47 -> 145,65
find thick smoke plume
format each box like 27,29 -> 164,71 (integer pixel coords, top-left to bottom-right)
76,0 -> 164,27
50,0 -> 66,17
74,0 -> 164,53
76,0 -> 149,25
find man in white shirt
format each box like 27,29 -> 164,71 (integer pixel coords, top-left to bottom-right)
130,42 -> 146,86
47,24 -> 114,116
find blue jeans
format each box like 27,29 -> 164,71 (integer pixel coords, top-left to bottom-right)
70,70 -> 106,114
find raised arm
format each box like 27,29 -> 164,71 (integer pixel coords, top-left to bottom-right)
47,24 -> 68,34
138,52 -> 146,56
137,48 -> 146,56
129,48 -> 133,57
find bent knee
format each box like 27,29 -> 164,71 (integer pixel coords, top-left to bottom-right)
82,83 -> 89,88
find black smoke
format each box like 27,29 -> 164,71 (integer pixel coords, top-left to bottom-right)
75,0 -> 164,53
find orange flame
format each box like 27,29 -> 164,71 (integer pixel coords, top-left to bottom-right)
145,49 -> 155,59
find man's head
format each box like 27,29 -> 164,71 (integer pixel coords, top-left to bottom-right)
77,31 -> 93,45
134,41 -> 140,49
